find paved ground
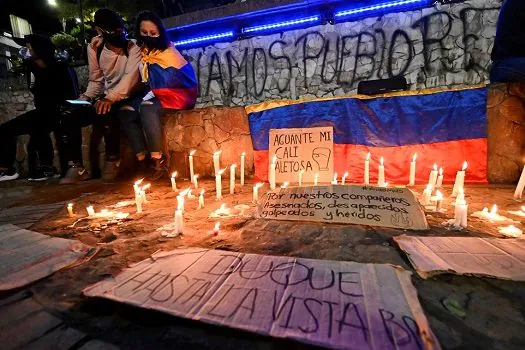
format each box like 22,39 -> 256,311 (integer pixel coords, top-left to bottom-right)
1,178 -> 525,349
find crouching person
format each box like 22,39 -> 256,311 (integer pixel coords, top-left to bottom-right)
57,8 -> 144,184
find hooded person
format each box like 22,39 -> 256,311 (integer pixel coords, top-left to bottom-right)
0,34 -> 78,182
57,8 -> 144,183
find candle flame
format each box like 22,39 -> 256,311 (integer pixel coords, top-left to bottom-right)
190,150 -> 196,156
343,172 -> 349,177
214,150 -> 221,156
67,203 -> 73,208
490,204 -> 498,215
171,172 -> 177,178
134,178 -> 144,186
142,183 -> 151,191
380,157 -> 384,166
433,163 -> 437,171
255,182 -> 264,189
218,168 -> 227,175
281,182 -> 289,188
333,173 -> 338,180
439,167 -> 443,176
462,161 -> 468,171
231,164 -> 236,169
214,222 -> 221,231
413,153 -> 417,162
314,173 -> 319,179
241,152 -> 246,156
366,152 -> 370,161
384,182 -> 389,187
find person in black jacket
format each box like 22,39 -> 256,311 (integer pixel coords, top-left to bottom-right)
490,0 -> 525,82
0,34 -> 78,181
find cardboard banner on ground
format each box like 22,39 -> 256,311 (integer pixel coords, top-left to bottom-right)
269,127 -> 333,183
0,224 -> 97,291
394,235 -> 525,281
84,248 -> 440,350
256,185 -> 428,230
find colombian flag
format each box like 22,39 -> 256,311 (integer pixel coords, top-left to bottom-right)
247,86 -> 488,185
141,45 -> 198,109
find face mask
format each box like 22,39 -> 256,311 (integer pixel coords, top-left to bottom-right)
103,31 -> 127,48
140,35 -> 162,49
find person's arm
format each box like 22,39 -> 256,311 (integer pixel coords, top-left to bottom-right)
82,37 -> 105,100
105,42 -> 141,102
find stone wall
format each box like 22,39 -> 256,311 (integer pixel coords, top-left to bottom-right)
183,0 -> 503,108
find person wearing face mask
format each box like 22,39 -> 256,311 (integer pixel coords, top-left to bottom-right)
0,34 -> 79,182
120,11 -> 197,180
56,8 -> 144,184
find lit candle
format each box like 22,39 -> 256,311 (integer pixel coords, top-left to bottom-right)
230,164 -> 236,195
174,209 -> 183,234
378,157 -> 385,187
141,183 -> 151,204
135,192 -> 143,214
489,204 -> 498,220
86,205 -> 95,217
331,173 -> 338,185
269,155 -> 277,190
409,153 -> 417,186
436,168 -> 444,188
189,150 -> 196,183
213,150 -> 221,176
422,184 -> 432,205
198,190 -> 205,209
193,175 -> 199,189
67,203 -> 74,217
240,152 -> 245,186
177,194 -> 185,212
298,169 -> 305,186
213,222 -> 221,236
454,199 -> 468,227
216,168 -> 225,200
342,172 -> 349,185
314,173 -> 319,186
253,183 -> 263,204
133,178 -> 144,194
514,165 -> 525,199
455,188 -> 465,206
435,190 -> 443,211
428,163 -> 438,188
281,181 -> 289,188
364,152 -> 370,185
170,172 -> 177,191
452,161 -> 468,197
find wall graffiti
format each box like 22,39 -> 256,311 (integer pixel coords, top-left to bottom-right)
180,1 -> 502,107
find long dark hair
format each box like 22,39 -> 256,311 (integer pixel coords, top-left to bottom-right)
135,11 -> 170,50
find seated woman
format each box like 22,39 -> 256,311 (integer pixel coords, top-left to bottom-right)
120,11 -> 197,180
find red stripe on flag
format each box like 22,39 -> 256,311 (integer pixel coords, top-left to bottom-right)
254,138 -> 487,184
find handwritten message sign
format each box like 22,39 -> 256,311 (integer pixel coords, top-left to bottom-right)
84,248 -> 440,350
395,235 -> 525,281
269,127 -> 334,183
256,185 -> 428,230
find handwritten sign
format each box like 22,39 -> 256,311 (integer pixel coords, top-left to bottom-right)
256,185 -> 428,230
269,127 -> 334,183
395,235 -> 525,281
84,248 -> 440,349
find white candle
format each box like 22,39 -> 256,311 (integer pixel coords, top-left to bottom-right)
364,152 -> 370,185
436,168 -> 444,188
133,178 -> 144,194
141,183 -> 151,204
177,194 -> 185,212
342,172 -> 349,185
135,193 -> 143,213
216,168 -> 225,200
213,222 -> 221,236
187,189 -> 194,200
298,169 -> 305,186
452,161 -> 468,196
314,173 -> 319,186
514,165 -> 525,199
269,155 -> 277,190
189,150 -> 196,182
193,175 -> 199,189
281,181 -> 289,188
213,150 -> 221,176
170,172 -> 178,191
378,157 -> 385,187
422,184 -> 432,205
331,173 -> 338,185
86,205 -> 95,217
198,190 -> 205,209
428,163 -> 438,188
409,153 -> 417,186
67,203 -> 74,217
240,152 -> 245,186
460,201 -> 468,228
455,188 -> 465,206
253,183 -> 263,204
230,164 -> 236,194
435,191 -> 443,211
174,209 -> 183,234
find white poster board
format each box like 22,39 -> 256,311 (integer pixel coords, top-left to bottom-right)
269,127 -> 334,183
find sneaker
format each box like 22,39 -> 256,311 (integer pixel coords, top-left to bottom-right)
148,156 -> 167,181
102,160 -> 120,181
28,166 -> 59,182
0,167 -> 19,182
59,165 -> 85,184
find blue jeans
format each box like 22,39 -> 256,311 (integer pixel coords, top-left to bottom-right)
490,57 -> 525,83
119,98 -> 163,156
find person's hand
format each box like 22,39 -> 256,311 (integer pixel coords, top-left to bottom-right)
95,98 -> 114,115
78,94 -> 90,101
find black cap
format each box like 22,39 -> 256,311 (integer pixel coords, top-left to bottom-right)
94,8 -> 125,31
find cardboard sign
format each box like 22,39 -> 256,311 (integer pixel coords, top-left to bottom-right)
84,248 -> 440,350
269,127 -> 334,183
395,235 -> 525,281
256,185 -> 428,230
